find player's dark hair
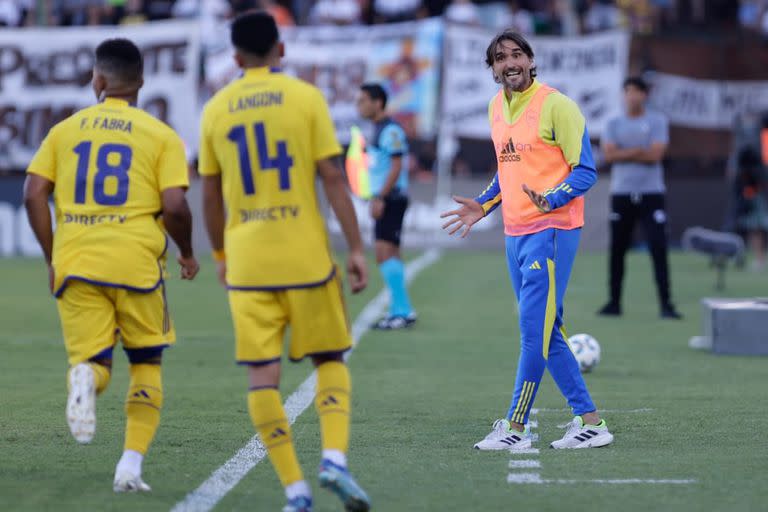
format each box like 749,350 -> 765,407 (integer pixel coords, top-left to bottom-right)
94,38 -> 143,83
231,11 -> 279,57
485,29 -> 537,78
360,83 -> 388,109
623,76 -> 649,93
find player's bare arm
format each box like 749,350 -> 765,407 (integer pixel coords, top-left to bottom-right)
317,156 -> 368,294
440,195 -> 486,238
371,155 -> 403,220
201,174 -> 226,286
161,187 -> 199,280
23,174 -> 55,291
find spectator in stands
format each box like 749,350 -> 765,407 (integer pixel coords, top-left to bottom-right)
143,0 -> 175,20
444,0 -> 480,25
373,0 -> 420,23
616,0 -> 654,33
172,0 -> 231,49
495,0 -> 535,34
582,0 -> 621,33
733,148 -> 768,272
533,0 -> 578,35
309,0 -> 362,25
103,0 -> 125,24
261,0 -> 295,26
53,0 -> 103,25
119,0 -> 148,24
0,0 -> 29,26
556,0 -> 580,35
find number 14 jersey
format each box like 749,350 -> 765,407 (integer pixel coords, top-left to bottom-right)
27,97 -> 189,296
198,67 -> 342,289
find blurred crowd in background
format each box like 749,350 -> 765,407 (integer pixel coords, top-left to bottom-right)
1,0 -> 766,263
0,0 -> 762,36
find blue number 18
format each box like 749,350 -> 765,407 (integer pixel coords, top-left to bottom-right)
73,141 -> 132,206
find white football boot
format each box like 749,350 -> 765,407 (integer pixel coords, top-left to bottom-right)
474,419 -> 533,450
66,363 -> 96,444
113,472 -> 152,493
550,416 -> 614,449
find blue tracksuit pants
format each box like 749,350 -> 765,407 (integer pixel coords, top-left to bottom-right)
504,228 -> 596,424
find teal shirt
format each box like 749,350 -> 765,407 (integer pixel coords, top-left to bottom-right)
369,118 -> 408,196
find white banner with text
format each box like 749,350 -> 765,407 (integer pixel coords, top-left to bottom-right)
441,27 -> 630,138
0,20 -> 200,168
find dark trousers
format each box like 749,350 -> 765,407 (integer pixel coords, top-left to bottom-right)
609,193 -> 672,306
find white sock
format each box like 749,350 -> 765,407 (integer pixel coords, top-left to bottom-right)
115,449 -> 143,476
322,449 -> 347,468
285,480 -> 311,500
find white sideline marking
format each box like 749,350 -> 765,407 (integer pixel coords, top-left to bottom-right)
509,460 -> 541,469
531,408 -> 653,414
171,250 -> 442,512
508,409 -> 693,486
509,448 -> 539,455
508,477 -> 696,485
506,473 -> 544,484
506,411 -> 540,473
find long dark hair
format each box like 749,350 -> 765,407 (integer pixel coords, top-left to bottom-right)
484,30 -> 537,82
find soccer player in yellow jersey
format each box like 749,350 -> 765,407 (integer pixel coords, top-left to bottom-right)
23,38 -> 199,492
198,12 -> 370,512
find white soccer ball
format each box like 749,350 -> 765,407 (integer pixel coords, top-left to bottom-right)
568,333 -> 601,373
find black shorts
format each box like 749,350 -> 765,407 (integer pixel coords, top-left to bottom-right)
374,194 -> 409,246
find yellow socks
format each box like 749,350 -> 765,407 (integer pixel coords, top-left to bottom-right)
124,363 -> 163,454
245,362 -> 351,491
315,361 -> 351,455
248,387 -> 303,486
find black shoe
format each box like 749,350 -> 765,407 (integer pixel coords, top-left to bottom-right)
597,302 -> 621,316
660,303 -> 682,319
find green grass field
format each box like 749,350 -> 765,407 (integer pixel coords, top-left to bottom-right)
1,249 -> 767,512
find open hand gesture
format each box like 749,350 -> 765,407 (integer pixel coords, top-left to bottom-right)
440,196 -> 485,238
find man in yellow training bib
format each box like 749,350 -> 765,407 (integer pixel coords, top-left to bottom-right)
24,38 -> 199,492
198,12 -> 370,512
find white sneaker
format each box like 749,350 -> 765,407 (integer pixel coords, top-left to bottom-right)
473,419 -> 533,451
113,471 -> 152,493
550,416 -> 614,449
66,363 -> 96,444
371,313 -> 417,330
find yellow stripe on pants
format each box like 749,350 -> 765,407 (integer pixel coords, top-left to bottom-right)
512,381 -> 534,424
542,258 -> 557,360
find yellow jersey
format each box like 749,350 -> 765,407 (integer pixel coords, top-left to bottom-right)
26,98 -> 189,297
198,67 -> 342,289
